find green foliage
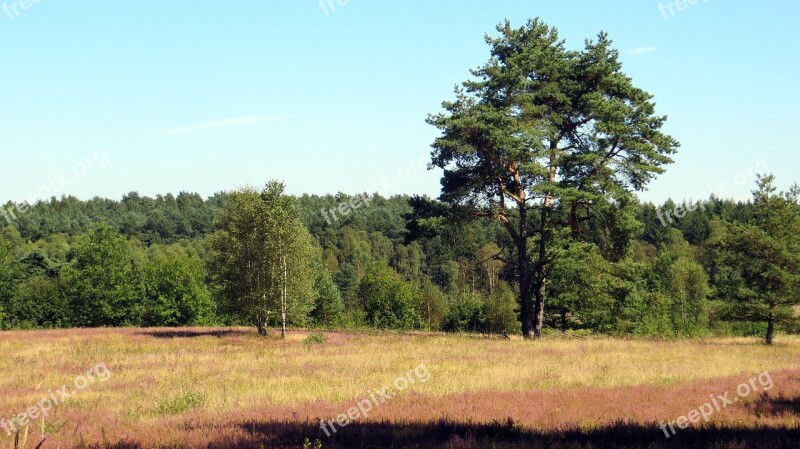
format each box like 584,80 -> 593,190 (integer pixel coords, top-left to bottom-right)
483,281 -> 521,335
414,279 -> 449,331
392,241 -> 425,284
310,270 -> 345,327
608,261 -> 663,336
7,276 -> 66,329
443,292 -> 484,333
304,332 -> 327,345
358,263 -> 419,330
651,246 -> 710,336
548,243 -> 617,333
142,249 -> 216,327
4,224 -> 217,329
60,224 -> 143,327
0,241 -> 19,329
437,260 -> 461,294
333,262 -> 359,312
715,175 -> 800,343
209,183 -> 318,335
611,242 -> 710,338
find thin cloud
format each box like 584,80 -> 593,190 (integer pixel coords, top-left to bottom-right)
160,116 -> 284,136
628,47 -> 657,55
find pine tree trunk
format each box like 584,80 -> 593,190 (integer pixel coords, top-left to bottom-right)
532,152 -> 557,340
532,273 -> 546,340
533,199 -> 551,341
517,205 -> 534,339
519,269 -> 533,338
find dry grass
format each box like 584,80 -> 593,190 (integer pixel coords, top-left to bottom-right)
0,328 -> 798,448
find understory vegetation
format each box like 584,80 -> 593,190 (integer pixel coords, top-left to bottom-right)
0,179 -> 797,342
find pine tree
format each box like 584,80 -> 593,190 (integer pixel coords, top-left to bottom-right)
718,175 -> 800,344
427,19 -> 678,338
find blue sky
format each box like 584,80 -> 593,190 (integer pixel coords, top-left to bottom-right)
1,0 -> 797,205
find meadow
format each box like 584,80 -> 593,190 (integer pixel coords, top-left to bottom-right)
0,328 -> 798,448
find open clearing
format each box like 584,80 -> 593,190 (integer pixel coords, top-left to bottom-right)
0,328 -> 798,448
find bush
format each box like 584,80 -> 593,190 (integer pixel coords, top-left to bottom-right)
310,271 -> 345,327
548,243 -> 617,333
304,332 -> 327,345
358,263 -> 419,330
651,249 -> 710,336
8,276 -> 67,328
414,280 -> 449,331
142,252 -> 216,327
483,282 -> 521,335
59,225 -> 143,327
0,242 -> 19,330
443,293 -> 484,332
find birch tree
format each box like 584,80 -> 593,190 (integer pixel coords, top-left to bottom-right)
260,181 -> 316,338
211,182 -> 316,337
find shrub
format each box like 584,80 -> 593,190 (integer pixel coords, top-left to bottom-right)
443,293 -> 484,332
310,271 -> 345,327
358,263 -> 419,330
483,282 -> 521,335
304,332 -> 327,345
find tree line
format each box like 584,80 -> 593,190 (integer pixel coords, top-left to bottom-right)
0,177 -> 797,342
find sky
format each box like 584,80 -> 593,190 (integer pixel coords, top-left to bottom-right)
1,0 -> 798,205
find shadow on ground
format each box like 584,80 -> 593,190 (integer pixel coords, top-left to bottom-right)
95,419 -> 799,449
137,329 -> 247,339
747,394 -> 800,417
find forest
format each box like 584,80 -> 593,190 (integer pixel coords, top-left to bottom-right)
1,176 -> 798,343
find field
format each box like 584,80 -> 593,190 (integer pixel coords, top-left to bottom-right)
0,328 -> 798,449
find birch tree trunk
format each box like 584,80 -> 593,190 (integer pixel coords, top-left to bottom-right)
281,253 -> 288,338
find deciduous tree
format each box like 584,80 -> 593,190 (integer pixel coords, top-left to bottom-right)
210,182 -> 317,337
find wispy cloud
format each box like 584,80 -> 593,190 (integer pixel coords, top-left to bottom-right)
160,116 -> 284,136
628,47 -> 657,55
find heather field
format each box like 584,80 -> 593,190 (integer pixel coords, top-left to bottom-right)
0,328 -> 797,449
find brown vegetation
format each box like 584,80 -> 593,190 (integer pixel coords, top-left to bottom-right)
0,328 -> 797,448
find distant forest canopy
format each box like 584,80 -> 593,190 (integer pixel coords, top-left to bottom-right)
0,185 -> 798,341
